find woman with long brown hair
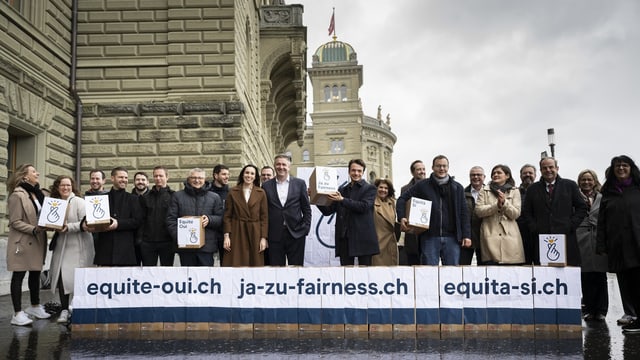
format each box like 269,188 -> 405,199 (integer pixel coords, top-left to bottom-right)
6,164 -> 51,326
48,175 -> 95,323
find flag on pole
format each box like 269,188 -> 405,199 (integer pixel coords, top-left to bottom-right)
328,9 -> 335,36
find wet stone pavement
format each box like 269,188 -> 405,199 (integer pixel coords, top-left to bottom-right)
1,274 -> 638,359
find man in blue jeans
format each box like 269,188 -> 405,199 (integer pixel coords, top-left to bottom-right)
397,155 -> 471,265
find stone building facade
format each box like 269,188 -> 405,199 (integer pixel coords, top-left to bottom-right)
0,0 -> 306,293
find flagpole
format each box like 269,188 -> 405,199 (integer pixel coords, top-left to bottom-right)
328,7 -> 337,41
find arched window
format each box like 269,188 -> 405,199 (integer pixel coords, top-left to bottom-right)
302,150 -> 310,162
340,85 -> 347,101
324,86 -> 331,102
332,85 -> 339,102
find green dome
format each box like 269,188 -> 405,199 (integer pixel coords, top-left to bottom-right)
313,40 -> 356,63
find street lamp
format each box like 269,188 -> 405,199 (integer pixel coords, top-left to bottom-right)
547,128 -> 556,158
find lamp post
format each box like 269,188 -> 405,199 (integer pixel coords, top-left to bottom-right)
547,128 -> 556,158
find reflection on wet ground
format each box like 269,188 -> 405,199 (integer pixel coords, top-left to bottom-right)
1,274 -> 639,359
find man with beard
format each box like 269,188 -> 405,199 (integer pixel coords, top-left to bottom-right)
517,164 -> 537,264
397,155 -> 471,265
84,167 -> 143,266
131,172 -> 150,196
210,164 -> 230,264
85,169 -> 108,196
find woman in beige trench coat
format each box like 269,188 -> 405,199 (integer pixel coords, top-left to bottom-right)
475,164 -> 525,265
6,164 -> 51,326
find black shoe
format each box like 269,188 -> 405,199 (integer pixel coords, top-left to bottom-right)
622,320 -> 640,333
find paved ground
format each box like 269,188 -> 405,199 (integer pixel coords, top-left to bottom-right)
0,274 -> 638,359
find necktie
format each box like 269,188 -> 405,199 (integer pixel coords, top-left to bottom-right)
548,183 -> 554,198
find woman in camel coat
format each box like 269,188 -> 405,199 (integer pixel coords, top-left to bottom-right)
372,179 -> 399,266
475,164 -> 525,265
222,164 -> 268,267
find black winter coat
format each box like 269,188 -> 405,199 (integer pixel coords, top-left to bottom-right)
317,179 -> 380,258
140,186 -> 174,244
167,181 -> 223,254
93,188 -> 143,266
596,184 -> 640,272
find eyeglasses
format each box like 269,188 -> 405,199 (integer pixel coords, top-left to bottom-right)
189,176 -> 205,180
470,174 -> 484,177
615,163 -> 630,168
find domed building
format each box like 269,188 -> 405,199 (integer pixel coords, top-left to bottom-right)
287,39 -> 397,182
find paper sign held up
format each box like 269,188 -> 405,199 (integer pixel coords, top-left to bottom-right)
38,197 -> 69,230
539,234 -> 566,266
405,197 -> 431,235
84,195 -> 111,226
177,216 -> 205,249
309,167 -> 339,206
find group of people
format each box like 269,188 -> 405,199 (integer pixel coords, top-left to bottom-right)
6,154 -> 640,334
6,155 -> 313,326
390,154 -> 640,334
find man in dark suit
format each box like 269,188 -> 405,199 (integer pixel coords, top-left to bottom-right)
317,159 -> 379,266
263,154 -> 312,266
521,157 -> 588,266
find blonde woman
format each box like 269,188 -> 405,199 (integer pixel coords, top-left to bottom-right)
6,164 -> 51,326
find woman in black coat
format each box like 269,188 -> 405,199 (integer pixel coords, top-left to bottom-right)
596,155 -> 640,333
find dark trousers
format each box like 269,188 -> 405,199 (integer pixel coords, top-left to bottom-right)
340,255 -> 372,266
581,271 -> 608,316
268,228 -> 305,266
400,233 -> 421,266
178,251 -> 214,266
617,270 -> 638,317
11,271 -> 40,312
618,267 -> 640,316
459,246 -> 482,265
57,276 -> 70,311
140,241 -> 176,266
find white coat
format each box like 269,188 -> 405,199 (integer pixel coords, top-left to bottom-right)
49,193 -> 95,295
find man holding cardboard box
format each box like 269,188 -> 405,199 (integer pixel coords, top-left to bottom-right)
84,167 -> 143,266
317,159 -> 379,266
397,155 -> 471,265
167,168 -> 223,266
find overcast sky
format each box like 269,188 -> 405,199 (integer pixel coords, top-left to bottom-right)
295,0 -> 640,187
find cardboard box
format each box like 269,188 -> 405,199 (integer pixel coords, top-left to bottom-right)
308,167 -> 339,206
539,234 -> 566,266
405,197 -> 431,234
38,197 -> 69,230
177,216 -> 205,249
85,195 -> 111,226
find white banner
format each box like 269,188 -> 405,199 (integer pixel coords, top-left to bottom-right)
72,266 -> 581,326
